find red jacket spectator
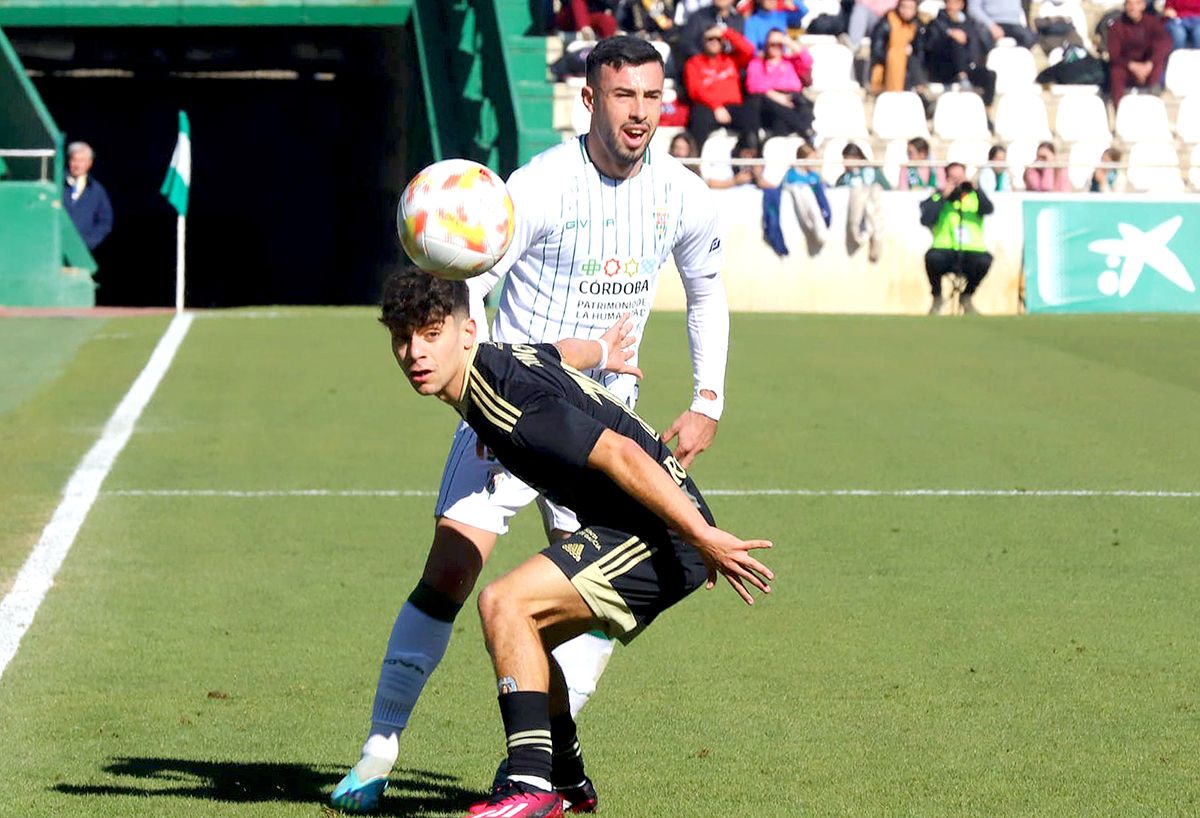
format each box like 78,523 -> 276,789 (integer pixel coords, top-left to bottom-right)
1106,0 -> 1171,106
1165,0 -> 1200,16
684,27 -> 755,110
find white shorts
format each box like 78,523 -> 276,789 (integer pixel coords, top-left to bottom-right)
435,372 -> 638,536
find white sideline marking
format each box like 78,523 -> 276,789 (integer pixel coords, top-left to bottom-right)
104,487 -> 1200,499
0,313 -> 194,682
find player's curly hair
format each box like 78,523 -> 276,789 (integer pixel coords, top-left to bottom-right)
378,267 -> 469,336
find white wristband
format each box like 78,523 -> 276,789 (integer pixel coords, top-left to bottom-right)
595,337 -> 610,368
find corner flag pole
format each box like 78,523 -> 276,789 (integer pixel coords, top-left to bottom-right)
160,111 -> 191,313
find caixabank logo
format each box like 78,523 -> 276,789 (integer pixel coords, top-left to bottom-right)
1025,202 -> 1200,313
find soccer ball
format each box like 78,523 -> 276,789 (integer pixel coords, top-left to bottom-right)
397,158 -> 515,280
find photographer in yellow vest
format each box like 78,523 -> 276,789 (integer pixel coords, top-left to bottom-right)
919,161 -> 994,315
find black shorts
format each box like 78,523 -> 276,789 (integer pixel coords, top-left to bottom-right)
543,524 -> 709,645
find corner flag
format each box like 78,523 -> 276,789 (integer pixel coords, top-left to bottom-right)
160,111 -> 191,216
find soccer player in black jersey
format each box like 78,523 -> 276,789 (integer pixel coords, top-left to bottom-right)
379,269 -> 773,818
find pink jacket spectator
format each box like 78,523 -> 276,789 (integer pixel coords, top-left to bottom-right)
1023,166 -> 1072,192
744,51 -> 814,94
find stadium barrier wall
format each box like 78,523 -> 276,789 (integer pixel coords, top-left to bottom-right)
654,188 -> 1023,315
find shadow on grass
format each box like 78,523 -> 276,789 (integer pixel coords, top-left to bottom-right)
52,757 -> 477,816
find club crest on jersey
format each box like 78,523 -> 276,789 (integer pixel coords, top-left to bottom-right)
654,208 -> 669,243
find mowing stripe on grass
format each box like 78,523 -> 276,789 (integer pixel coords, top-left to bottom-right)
0,313 -> 194,683
105,487 -> 1200,499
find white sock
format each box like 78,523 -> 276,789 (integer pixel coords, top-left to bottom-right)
355,601 -> 454,778
508,774 -> 553,792
551,631 -> 615,718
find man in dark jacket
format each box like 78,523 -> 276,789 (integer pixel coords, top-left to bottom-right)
678,0 -> 746,63
63,141 -> 113,251
1106,0 -> 1171,106
922,0 -> 997,104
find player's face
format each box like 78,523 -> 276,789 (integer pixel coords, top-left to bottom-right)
583,61 -> 664,176
391,314 -> 477,401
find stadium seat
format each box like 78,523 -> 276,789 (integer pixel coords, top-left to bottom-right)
1066,140 -> 1113,190
1189,144 -> 1200,190
1176,96 -> 1200,144
819,137 -> 874,185
650,125 -> 684,158
1032,0 -> 1091,47
1114,94 -> 1172,144
1054,92 -> 1112,142
1126,142 -> 1184,192
881,139 -> 910,188
945,139 -> 992,177
801,0 -> 842,30
1164,48 -> 1200,97
1003,139 -> 1042,189
932,91 -> 991,140
570,92 -> 591,136
807,42 -> 857,90
699,129 -> 738,182
762,135 -> 806,187
871,91 -> 930,140
813,90 -> 870,139
986,45 -> 1038,95
649,40 -> 671,64
993,92 -> 1052,141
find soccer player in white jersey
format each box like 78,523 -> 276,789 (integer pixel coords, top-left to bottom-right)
332,35 -> 730,814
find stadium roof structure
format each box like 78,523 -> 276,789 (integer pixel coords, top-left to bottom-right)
0,0 -> 412,28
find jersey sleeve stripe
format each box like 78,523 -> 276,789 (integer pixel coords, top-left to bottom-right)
468,370 -> 522,428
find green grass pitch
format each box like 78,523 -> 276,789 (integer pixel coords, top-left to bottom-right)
0,309 -> 1197,817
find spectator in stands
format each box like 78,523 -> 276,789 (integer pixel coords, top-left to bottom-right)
849,0 -> 896,53
1090,147 -> 1130,191
1164,0 -> 1200,50
869,0 -> 928,93
899,137 -> 943,190
977,144 -> 1012,192
744,0 -> 808,53
1106,0 -> 1171,106
783,142 -> 831,251
920,161 -> 993,315
669,131 -> 703,176
1023,141 -> 1072,191
684,23 -> 759,146
968,0 -> 1037,48
923,0 -> 997,104
745,29 -> 816,139
554,0 -> 619,40
837,142 -> 887,261
63,141 -> 114,252
678,0 -> 746,64
706,133 -> 772,189
622,0 -> 679,36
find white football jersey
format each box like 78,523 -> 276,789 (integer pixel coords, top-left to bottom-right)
472,136 -> 723,401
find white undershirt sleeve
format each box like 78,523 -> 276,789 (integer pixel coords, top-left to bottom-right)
466,268 -> 504,343
681,270 -> 729,421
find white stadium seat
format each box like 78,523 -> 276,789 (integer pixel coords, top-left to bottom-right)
1032,0 -> 1091,47
649,125 -> 684,158
1126,142 -> 1183,193
819,138 -> 874,185
1003,139 -> 1043,189
993,92 -> 1052,141
986,46 -> 1038,94
813,90 -> 870,139
570,91 -> 591,136
871,91 -> 930,140
1164,48 -> 1200,97
1066,140 -> 1113,191
1176,96 -> 1200,144
1053,92 -> 1112,142
932,91 -> 991,140
762,135 -> 806,187
1189,145 -> 1200,190
699,129 -> 738,183
881,139 -> 910,188
1114,94 -> 1172,144
807,42 -> 857,90
944,139 -> 992,177
801,0 -> 842,29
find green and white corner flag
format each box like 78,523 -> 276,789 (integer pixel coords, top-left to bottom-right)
160,110 -> 190,216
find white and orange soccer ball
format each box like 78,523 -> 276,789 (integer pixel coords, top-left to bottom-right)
396,158 -> 515,280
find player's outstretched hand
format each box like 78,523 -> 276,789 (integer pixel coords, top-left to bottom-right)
599,312 -> 644,379
691,526 -> 774,605
662,410 -> 717,469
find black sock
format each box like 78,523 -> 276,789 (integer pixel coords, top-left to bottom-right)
550,711 -> 586,788
498,691 -> 552,786
407,580 -> 462,623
